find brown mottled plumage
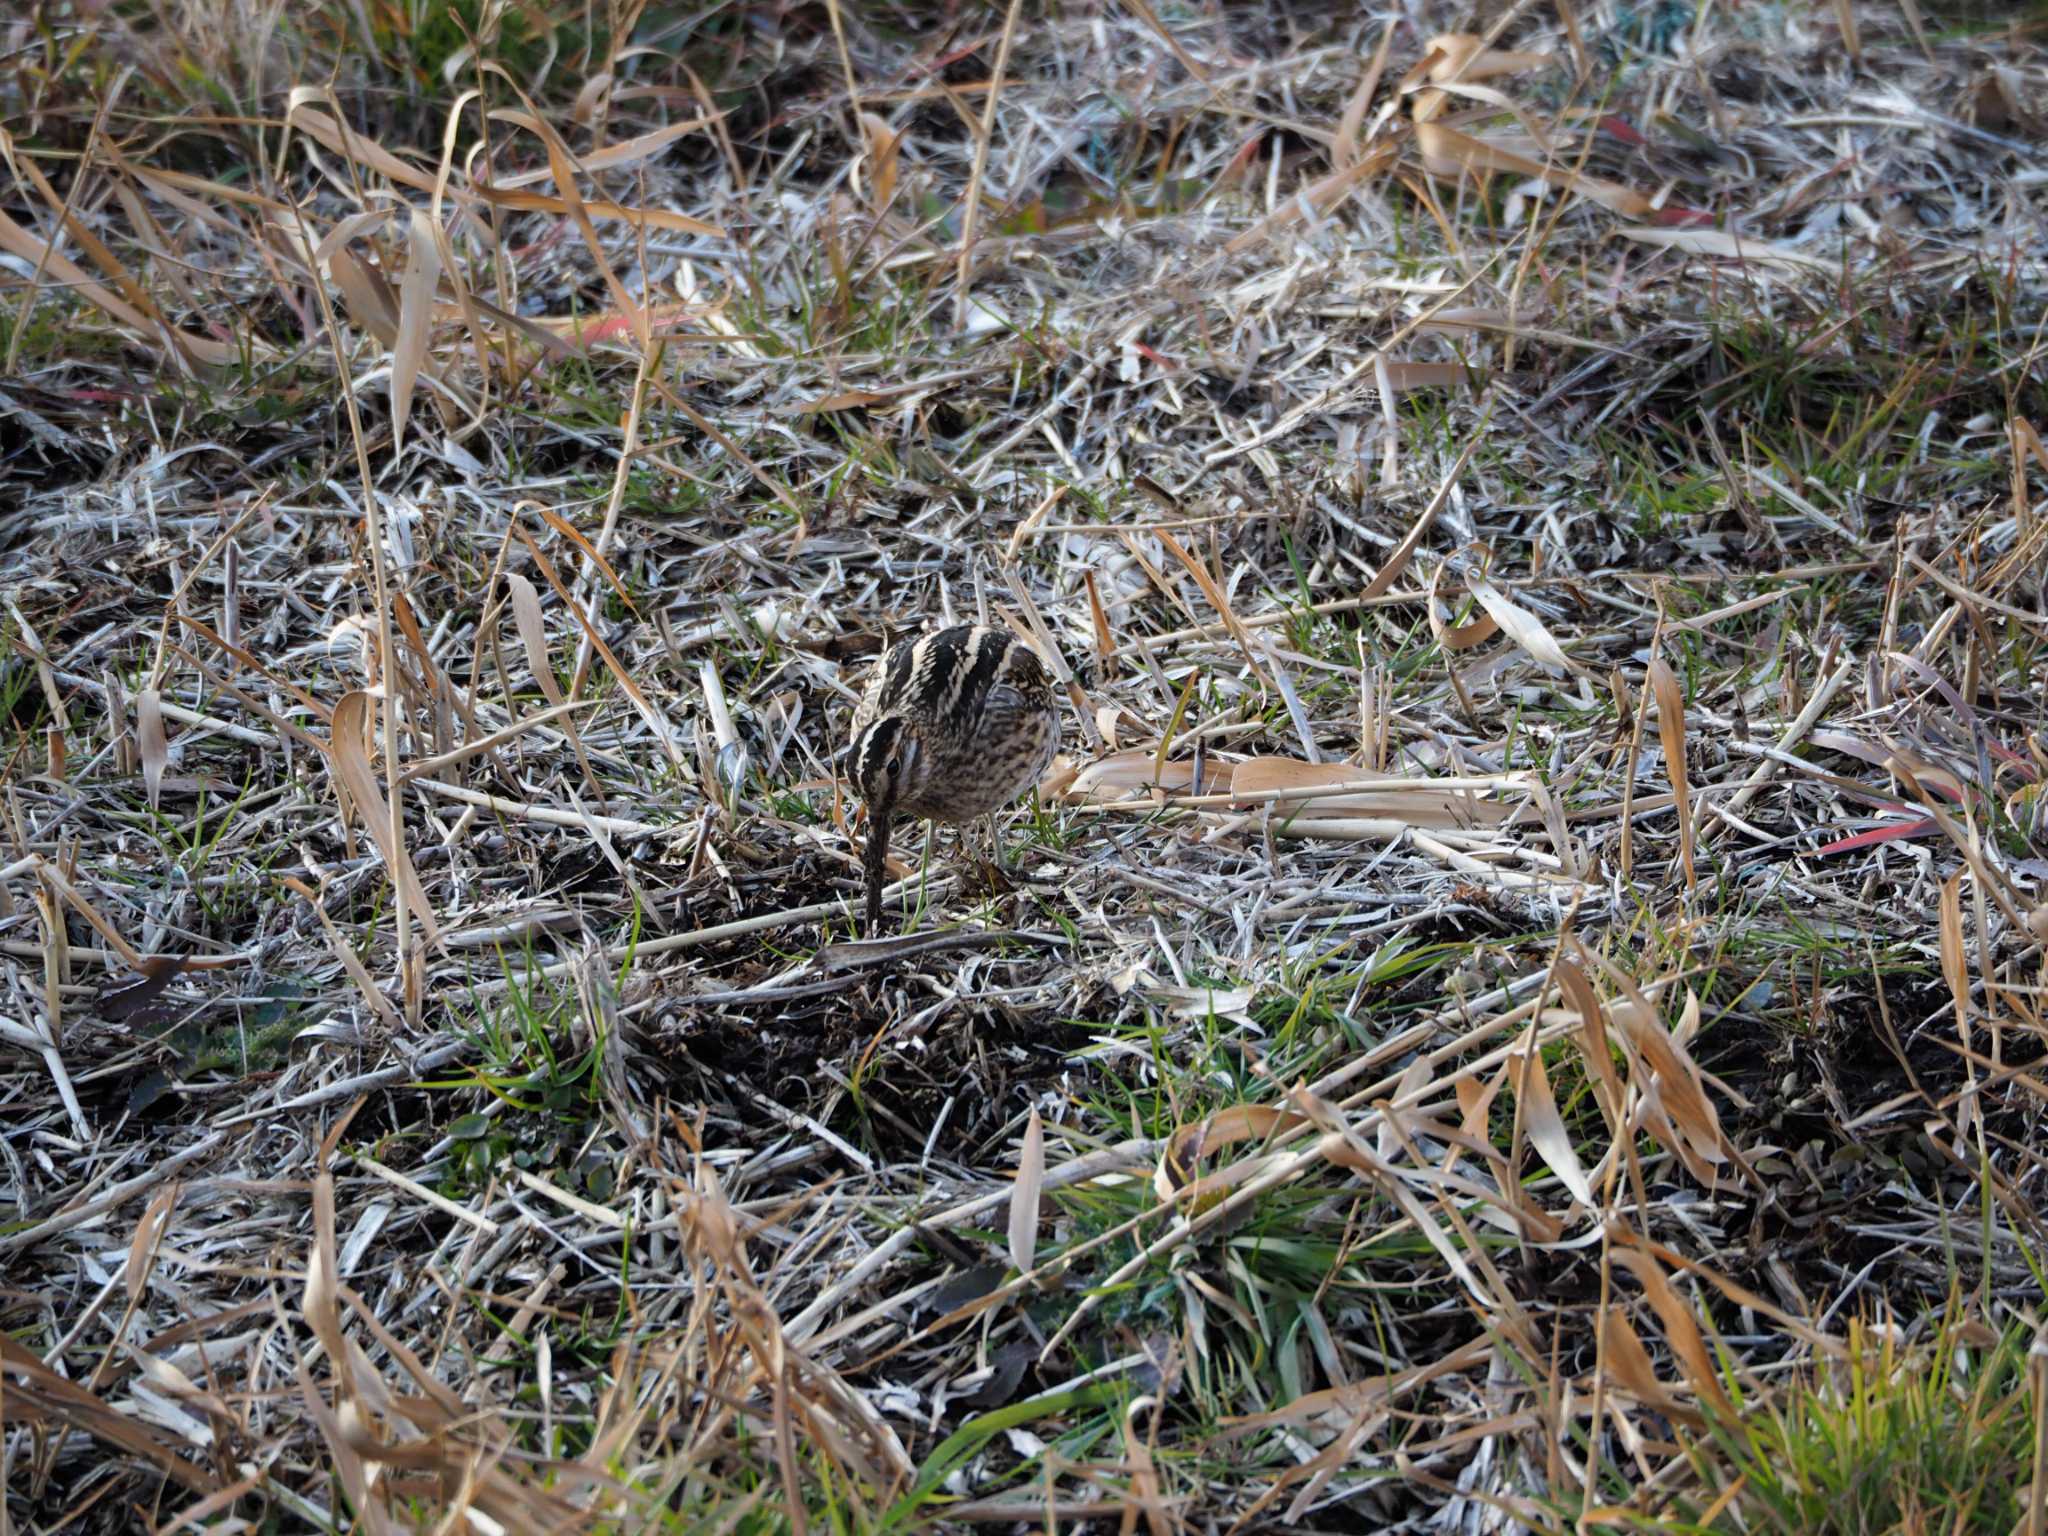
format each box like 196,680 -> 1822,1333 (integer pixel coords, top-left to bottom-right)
847,624 -> 1061,931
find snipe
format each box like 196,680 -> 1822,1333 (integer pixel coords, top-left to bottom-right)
846,624 -> 1061,931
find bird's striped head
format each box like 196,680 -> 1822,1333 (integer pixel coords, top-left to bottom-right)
848,713 -> 928,816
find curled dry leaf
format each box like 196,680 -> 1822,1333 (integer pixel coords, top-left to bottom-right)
1036,752 -> 1080,802
1154,1105 -> 1312,1208
859,113 -> 901,211
1402,32 -> 1553,125
1426,564 -> 1499,651
1414,121 -> 1653,217
1094,704 -> 1123,751
1470,578 -> 1572,674
1423,32 -> 1556,83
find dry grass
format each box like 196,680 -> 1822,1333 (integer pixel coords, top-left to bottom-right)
4,0 -> 2048,1530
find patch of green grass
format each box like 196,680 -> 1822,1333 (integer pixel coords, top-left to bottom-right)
1719,904 -> 1937,996
1676,1305 -> 2038,1535
0,644 -> 43,763
382,0 -> 574,103
1257,934 -> 1466,1054
137,774 -> 269,929
162,980 -> 312,1077
874,1378 -> 1133,1532
1604,433 -> 1728,539
421,956 -> 610,1196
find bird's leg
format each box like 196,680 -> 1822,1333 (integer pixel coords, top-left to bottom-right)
916,822 -> 938,924
960,812 -> 1011,900
862,806 -> 894,933
983,812 -> 1001,874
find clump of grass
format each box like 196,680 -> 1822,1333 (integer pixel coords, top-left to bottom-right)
1679,1306 -> 2039,1535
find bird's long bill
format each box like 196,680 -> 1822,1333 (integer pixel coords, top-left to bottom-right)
862,807 -> 893,932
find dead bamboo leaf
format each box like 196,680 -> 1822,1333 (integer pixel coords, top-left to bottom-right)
388,210 -> 444,461
1226,757 -> 1512,828
125,1184 -> 178,1303
35,859 -> 146,969
1056,749 -> 1229,803
1362,439 -> 1476,599
1423,32 -> 1556,83
513,528 -> 684,774
1037,753 -> 1080,802
1940,873 -> 1980,1144
1331,25 -> 1394,171
504,573 -> 565,708
287,877 -> 407,1038
1611,1244 -> 1737,1418
1554,956 -> 1625,1140
1083,568 -> 1115,680
0,205 -> 248,368
1120,1399 -> 1173,1536
1009,1107 -> 1044,1277
1427,564 -> 1500,652
330,248 -> 399,346
284,95 -> 724,238
1155,1105 -> 1311,1204
859,113 -> 901,211
1598,1305 -> 1689,1419
0,1335 -> 214,1493
1512,1024 -> 1594,1206
537,506 -> 637,612
1225,146 -> 1396,255
1470,578 -> 1572,674
1647,650 -> 1695,889
1415,120 -> 1651,216
1586,948 -> 1754,1189
1617,225 -> 1844,276
326,692 -> 442,949
137,688 -> 168,810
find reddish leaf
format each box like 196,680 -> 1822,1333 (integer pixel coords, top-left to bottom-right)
1814,817 -> 1937,855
